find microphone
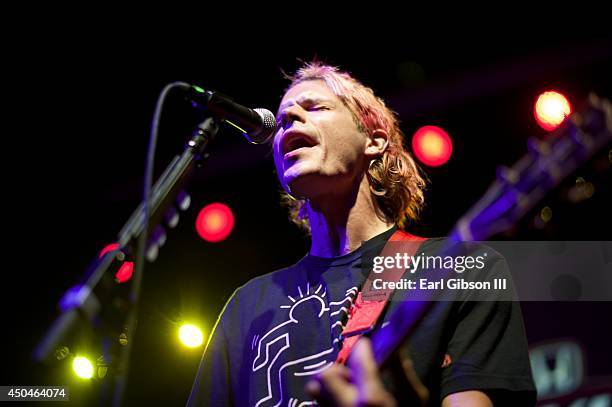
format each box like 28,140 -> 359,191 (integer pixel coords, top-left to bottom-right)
186,85 -> 277,144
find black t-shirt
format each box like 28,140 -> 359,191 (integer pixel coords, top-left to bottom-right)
188,227 -> 536,406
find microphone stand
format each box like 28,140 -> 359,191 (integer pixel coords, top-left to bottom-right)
33,117 -> 220,406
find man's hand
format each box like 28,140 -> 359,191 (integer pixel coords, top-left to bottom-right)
305,338 -> 397,407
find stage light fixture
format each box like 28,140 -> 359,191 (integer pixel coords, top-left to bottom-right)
99,243 -> 134,283
534,90 -> 572,131
411,125 -> 453,167
195,203 -> 235,242
179,324 -> 204,348
72,356 -> 94,379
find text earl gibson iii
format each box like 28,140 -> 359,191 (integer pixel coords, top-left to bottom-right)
372,278 -> 508,291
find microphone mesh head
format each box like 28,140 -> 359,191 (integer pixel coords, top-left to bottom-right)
250,108 -> 277,144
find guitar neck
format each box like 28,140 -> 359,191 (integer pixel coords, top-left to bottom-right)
369,93 -> 612,368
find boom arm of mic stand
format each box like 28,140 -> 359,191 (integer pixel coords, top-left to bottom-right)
33,118 -> 220,366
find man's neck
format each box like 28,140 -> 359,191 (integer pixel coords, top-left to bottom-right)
307,178 -> 394,258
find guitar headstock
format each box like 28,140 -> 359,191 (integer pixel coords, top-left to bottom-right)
453,93 -> 612,241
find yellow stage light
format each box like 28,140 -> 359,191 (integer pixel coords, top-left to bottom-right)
179,324 -> 204,348
73,356 -> 94,379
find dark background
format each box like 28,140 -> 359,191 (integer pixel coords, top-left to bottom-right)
4,16 -> 612,405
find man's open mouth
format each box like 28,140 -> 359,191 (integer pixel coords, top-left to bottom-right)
282,131 -> 317,156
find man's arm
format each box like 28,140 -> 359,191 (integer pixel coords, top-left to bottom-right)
442,391 -> 492,407
187,290 -> 239,406
306,338 -> 395,407
307,338 -> 493,407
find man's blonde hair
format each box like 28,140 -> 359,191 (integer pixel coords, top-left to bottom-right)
281,61 -> 426,232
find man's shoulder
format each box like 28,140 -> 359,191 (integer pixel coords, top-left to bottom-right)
230,257 -> 306,300
216,258 -> 306,327
419,237 -> 507,262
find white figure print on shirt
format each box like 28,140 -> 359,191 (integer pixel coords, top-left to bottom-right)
251,283 -> 358,407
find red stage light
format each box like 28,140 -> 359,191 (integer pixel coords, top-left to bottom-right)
411,125 -> 453,167
99,243 -> 134,283
115,263 -> 134,283
196,203 -> 235,242
99,243 -> 120,258
534,91 -> 572,131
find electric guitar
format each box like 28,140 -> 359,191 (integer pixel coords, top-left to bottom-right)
366,93 -> 612,404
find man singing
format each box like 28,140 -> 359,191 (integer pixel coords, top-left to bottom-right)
188,62 -> 536,406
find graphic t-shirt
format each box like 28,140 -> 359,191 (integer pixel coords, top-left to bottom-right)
188,227 -> 536,406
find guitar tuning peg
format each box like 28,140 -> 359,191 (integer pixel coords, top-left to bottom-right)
496,166 -> 519,185
527,137 -> 551,156
177,191 -> 191,211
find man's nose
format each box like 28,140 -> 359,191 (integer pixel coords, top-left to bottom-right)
280,105 -> 306,129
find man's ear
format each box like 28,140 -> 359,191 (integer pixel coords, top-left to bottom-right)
365,129 -> 389,158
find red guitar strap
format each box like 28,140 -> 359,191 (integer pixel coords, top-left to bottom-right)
335,229 -> 427,364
